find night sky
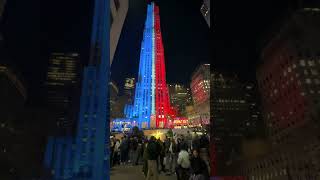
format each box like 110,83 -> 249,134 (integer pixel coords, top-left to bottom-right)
1,0 -> 92,105
212,0 -> 319,80
212,0 -> 297,80
2,0 -> 315,101
111,0 -> 211,93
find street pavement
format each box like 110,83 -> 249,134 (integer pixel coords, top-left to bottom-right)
110,165 -> 176,180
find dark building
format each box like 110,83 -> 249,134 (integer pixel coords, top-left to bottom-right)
168,84 -> 193,116
45,52 -> 81,134
0,65 -> 26,179
0,0 -> 6,60
210,71 -> 262,176
241,8 -> 320,180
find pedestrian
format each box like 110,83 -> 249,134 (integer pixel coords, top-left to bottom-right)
128,137 -> 134,164
142,139 -> 149,177
134,137 -> 141,165
175,143 -> 190,180
166,138 -> 177,175
120,136 -> 129,165
156,138 -> 165,173
110,137 -> 115,167
146,136 -> 160,180
113,139 -> 121,166
189,149 -> 209,180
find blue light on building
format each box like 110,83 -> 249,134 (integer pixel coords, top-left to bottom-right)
43,0 -> 110,179
129,3 -> 155,129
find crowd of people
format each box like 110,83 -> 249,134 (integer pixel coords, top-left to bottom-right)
110,131 -> 210,180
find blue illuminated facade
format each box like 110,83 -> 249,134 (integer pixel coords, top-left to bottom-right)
129,3 -> 155,129
43,0 -> 110,179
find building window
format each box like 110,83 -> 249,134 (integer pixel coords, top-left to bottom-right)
300,60 -> 306,66
308,60 -> 315,66
114,0 -> 120,10
306,79 -> 312,84
311,69 -> 318,75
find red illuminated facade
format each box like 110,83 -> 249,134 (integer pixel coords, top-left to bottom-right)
128,2 -> 174,129
154,5 -> 172,128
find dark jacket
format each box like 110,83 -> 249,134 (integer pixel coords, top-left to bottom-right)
190,157 -> 208,177
147,141 -> 159,160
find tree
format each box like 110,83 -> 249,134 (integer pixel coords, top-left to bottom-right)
166,129 -> 173,138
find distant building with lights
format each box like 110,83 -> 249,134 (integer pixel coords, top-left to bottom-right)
168,84 -> 193,116
191,64 -> 210,126
46,52 -> 81,134
124,77 -> 135,104
210,72 -> 262,176
241,8 -> 320,179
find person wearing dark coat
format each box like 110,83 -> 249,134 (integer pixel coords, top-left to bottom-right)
190,149 -> 209,180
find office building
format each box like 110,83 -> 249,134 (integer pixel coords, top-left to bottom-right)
126,2 -> 174,129
210,72 -> 262,176
168,84 -> 193,116
46,52 -> 80,134
110,0 -> 128,64
241,8 -> 320,180
124,77 -> 135,104
191,64 -> 210,126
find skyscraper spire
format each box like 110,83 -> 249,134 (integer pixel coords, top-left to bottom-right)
130,2 -> 173,129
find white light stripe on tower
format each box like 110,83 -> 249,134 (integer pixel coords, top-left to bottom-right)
151,3 -> 156,116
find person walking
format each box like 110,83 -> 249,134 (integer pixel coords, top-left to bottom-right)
142,139 -> 149,177
134,138 -> 142,165
113,139 -> 121,166
146,136 -> 160,180
166,138 -> 177,175
120,136 -> 129,165
176,143 -> 190,180
189,149 -> 209,180
156,138 -> 165,173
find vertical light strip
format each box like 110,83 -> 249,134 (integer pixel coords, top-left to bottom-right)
151,3 -> 156,116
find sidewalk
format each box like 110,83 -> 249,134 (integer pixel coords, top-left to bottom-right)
110,165 -> 176,180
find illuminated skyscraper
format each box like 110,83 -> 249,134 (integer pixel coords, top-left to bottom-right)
130,2 -> 172,129
44,0 -> 110,179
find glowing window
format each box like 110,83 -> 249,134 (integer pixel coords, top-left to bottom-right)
306,79 -> 312,84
